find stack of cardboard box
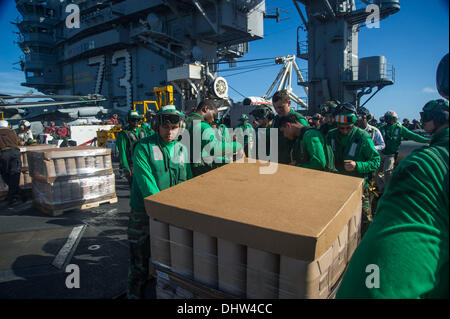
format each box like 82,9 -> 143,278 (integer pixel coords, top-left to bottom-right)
0,145 -> 57,198
144,162 -> 363,299
27,146 -> 116,215
19,144 -> 57,190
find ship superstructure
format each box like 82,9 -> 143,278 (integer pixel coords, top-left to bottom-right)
13,0 -> 265,114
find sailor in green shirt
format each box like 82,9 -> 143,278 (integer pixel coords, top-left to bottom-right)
326,103 -> 380,234
141,110 -> 156,137
116,110 -> 148,186
250,106 -> 274,159
271,90 -> 309,164
212,119 -> 231,143
279,114 -> 327,170
337,98 -> 449,299
319,100 -> 339,137
378,110 -> 430,192
234,114 -> 255,158
127,105 -> 192,299
184,99 -> 242,177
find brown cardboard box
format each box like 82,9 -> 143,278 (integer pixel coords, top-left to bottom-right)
20,145 -> 57,170
32,173 -> 116,206
246,248 -> 279,298
19,171 -> 32,189
169,225 -> 194,278
193,232 -> 218,288
150,218 -> 171,268
27,146 -> 112,180
144,162 -> 363,262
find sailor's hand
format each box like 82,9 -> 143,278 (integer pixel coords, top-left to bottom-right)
344,160 -> 357,171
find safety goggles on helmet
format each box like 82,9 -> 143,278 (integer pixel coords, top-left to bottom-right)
320,101 -> 338,115
159,113 -> 182,125
337,103 -> 357,114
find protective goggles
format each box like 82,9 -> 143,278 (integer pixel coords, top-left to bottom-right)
159,113 -> 182,125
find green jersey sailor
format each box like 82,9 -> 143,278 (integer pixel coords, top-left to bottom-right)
234,114 -> 255,157
116,110 -> 148,186
271,90 -> 309,164
378,110 -> 430,192
185,99 -> 242,177
279,114 -> 327,171
337,98 -> 449,299
141,110 -> 156,137
319,100 -> 339,137
127,104 -> 192,299
326,103 -> 380,235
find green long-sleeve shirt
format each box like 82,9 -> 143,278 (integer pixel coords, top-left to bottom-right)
186,116 -> 242,167
327,126 -> 380,188
337,128 -> 449,299
217,124 -> 231,143
272,109 -> 309,164
141,122 -> 155,137
380,123 -> 429,155
116,126 -> 148,172
130,134 -> 192,213
234,122 -> 255,144
291,128 -> 327,170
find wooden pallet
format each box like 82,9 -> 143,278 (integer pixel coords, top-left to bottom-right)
151,262 -> 346,300
33,195 -> 118,216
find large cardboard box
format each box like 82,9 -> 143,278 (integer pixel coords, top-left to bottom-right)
145,162 -> 363,261
145,162 -> 364,298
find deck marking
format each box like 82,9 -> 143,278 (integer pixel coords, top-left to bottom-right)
52,225 -> 86,269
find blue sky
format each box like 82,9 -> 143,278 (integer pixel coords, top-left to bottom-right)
0,0 -> 448,121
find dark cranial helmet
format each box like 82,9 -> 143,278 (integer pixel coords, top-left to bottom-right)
420,99 -> 449,127
436,53 -> 449,100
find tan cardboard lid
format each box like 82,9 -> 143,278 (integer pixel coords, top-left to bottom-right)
145,162 -> 364,261
27,146 -> 111,159
20,144 -> 57,153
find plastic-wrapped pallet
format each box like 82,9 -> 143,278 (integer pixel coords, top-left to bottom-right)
32,174 -> 116,206
145,162 -> 364,299
27,146 -> 113,182
28,146 -> 116,215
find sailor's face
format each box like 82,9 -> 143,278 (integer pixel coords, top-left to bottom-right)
338,124 -> 353,136
422,119 -> 435,133
204,108 -> 217,125
280,124 -> 295,140
159,123 -> 180,143
273,100 -> 290,116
